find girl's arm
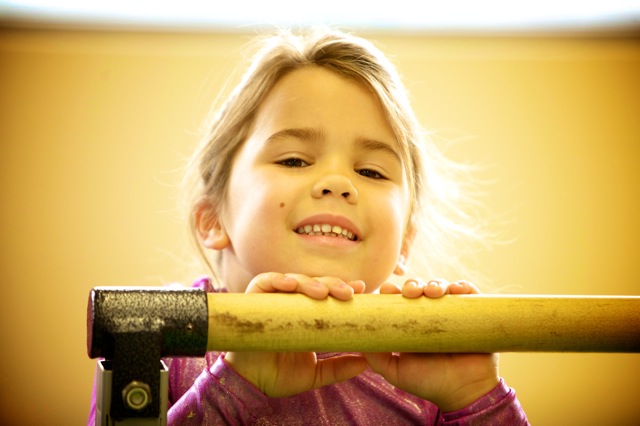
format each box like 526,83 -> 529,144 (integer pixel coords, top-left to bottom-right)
223,272 -> 368,397
166,274 -> 368,424
365,279 -> 529,424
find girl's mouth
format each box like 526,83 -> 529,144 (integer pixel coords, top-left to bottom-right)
295,224 -> 358,241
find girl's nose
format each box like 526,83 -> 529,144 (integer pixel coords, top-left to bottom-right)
311,174 -> 358,204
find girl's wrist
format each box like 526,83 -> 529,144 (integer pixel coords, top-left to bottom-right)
223,352 -> 263,392
436,376 -> 500,413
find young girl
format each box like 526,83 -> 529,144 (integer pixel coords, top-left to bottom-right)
89,27 -> 528,424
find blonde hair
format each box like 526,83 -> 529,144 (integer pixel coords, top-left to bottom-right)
183,27 -> 486,285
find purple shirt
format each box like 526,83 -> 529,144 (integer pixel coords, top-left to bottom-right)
88,278 -> 529,425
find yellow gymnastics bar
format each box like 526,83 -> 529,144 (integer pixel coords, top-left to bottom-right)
207,293 -> 640,353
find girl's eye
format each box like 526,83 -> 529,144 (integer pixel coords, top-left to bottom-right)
357,168 -> 386,180
278,158 -> 309,168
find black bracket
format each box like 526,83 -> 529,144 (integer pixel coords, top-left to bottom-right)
87,287 -> 208,424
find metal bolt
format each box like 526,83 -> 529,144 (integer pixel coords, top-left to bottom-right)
122,381 -> 151,411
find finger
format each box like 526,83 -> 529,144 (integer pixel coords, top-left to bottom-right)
313,355 -> 368,389
313,276 -> 354,301
349,280 -> 366,294
286,273 -> 330,299
361,352 -> 399,383
246,273 -> 330,299
379,282 -> 402,294
401,279 -> 426,298
245,272 -> 299,294
423,278 -> 449,298
448,280 -> 481,295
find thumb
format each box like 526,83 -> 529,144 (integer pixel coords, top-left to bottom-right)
362,352 -> 400,383
312,355 -> 368,389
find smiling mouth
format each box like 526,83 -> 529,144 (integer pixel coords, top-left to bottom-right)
295,224 -> 358,241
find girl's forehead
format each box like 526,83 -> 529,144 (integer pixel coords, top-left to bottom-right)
267,67 -> 364,103
253,67 -> 397,141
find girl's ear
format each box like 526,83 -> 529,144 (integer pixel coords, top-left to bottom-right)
393,226 -> 416,276
194,201 -> 230,250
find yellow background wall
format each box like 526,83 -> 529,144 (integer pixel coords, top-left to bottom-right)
1,28 -> 638,425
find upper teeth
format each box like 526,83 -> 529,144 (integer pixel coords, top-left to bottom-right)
296,224 -> 357,241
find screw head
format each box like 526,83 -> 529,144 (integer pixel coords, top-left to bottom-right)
122,381 -> 151,411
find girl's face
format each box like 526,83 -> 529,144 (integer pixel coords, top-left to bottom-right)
204,66 -> 412,293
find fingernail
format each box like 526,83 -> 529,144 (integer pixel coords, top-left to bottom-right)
428,280 -> 440,287
405,280 -> 417,287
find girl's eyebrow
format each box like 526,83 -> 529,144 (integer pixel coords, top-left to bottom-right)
265,127 -> 323,145
356,138 -> 402,165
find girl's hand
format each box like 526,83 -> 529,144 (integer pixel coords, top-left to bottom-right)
364,279 -> 500,413
223,272 -> 368,397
